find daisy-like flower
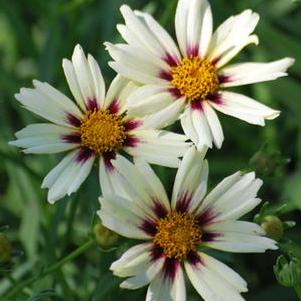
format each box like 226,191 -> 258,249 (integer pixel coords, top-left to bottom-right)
10,45 -> 189,203
97,147 -> 277,301
105,0 -> 295,149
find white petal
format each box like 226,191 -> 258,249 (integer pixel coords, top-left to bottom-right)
134,10 -> 181,61
198,172 -> 264,221
171,146 -> 208,210
111,243 -> 152,277
186,0 -> 213,57
205,232 -> 277,253
15,81 -> 83,127
119,5 -> 165,57
208,10 -> 260,68
10,123 -> 78,154
185,255 -> 246,301
203,102 -> 224,148
141,97 -> 185,129
146,267 -> 186,301
87,54 -> 106,107
41,150 -> 95,203
121,257 -> 164,290
105,43 -> 168,85
127,85 -> 177,118
104,75 -> 138,114
134,159 -> 169,207
98,194 -> 150,239
180,106 -> 199,145
112,155 -> 170,215
126,130 -> 189,168
210,92 -> 280,126
190,106 -> 213,149
220,58 -> 295,87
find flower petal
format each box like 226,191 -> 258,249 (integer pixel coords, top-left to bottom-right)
197,171 -> 263,222
220,58 -> 295,87
63,45 -> 105,110
208,9 -> 260,68
146,266 -> 186,301
171,146 -> 208,211
126,130 -> 189,168
120,257 -> 164,290
98,194 -> 150,240
104,75 -> 138,114
141,97 -> 185,130
15,80 -> 83,127
203,102 -> 224,148
41,149 -> 95,203
127,85 -> 178,118
111,243 -> 153,277
105,42 -> 168,85
10,123 -> 78,154
210,92 -> 280,126
185,254 -> 246,301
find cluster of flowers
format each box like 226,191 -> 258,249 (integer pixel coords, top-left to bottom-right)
10,0 -> 294,300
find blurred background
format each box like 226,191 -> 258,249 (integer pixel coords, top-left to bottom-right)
0,0 -> 300,300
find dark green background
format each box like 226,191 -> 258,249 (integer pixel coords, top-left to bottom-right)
0,0 -> 301,300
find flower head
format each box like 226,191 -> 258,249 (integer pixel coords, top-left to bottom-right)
10,45 -> 189,203
105,0 -> 294,149
98,147 -> 277,301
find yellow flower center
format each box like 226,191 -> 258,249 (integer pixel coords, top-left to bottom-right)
80,110 -> 126,154
153,211 -> 202,261
171,57 -> 219,101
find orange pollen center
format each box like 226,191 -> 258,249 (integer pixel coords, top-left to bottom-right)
171,57 -> 219,101
80,110 -> 126,154
153,211 -> 202,260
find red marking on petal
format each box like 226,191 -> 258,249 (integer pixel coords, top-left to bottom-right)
168,87 -> 182,99
152,200 -> 168,219
175,192 -> 192,213
190,100 -> 204,111
123,119 -> 142,132
163,258 -> 180,282
160,70 -> 173,81
140,219 -> 157,236
76,147 -> 94,164
108,99 -> 120,114
212,56 -> 221,66
124,136 -> 139,148
66,113 -> 82,127
187,45 -> 199,58
186,251 -> 203,266
219,74 -> 232,84
85,97 -> 99,111
103,152 -> 116,172
196,208 -> 216,226
62,132 -> 81,144
150,245 -> 164,262
202,232 -> 221,242
163,53 -> 179,67
209,94 -> 224,105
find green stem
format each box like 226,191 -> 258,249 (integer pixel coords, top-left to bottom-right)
294,284 -> 301,300
2,239 -> 95,300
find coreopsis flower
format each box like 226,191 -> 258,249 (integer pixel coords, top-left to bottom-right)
10,45 -> 189,203
105,0 -> 294,149
98,147 -> 277,301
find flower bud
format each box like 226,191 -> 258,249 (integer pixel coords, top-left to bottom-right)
0,233 -> 12,264
93,223 -> 118,247
274,255 -> 301,287
261,215 -> 284,241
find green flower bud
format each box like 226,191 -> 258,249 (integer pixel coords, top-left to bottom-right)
274,255 -> 301,287
0,233 -> 12,264
93,223 -> 118,247
261,215 -> 284,241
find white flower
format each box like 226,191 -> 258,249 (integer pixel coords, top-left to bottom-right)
10,45 -> 189,203
105,0 -> 295,149
97,147 -> 277,301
